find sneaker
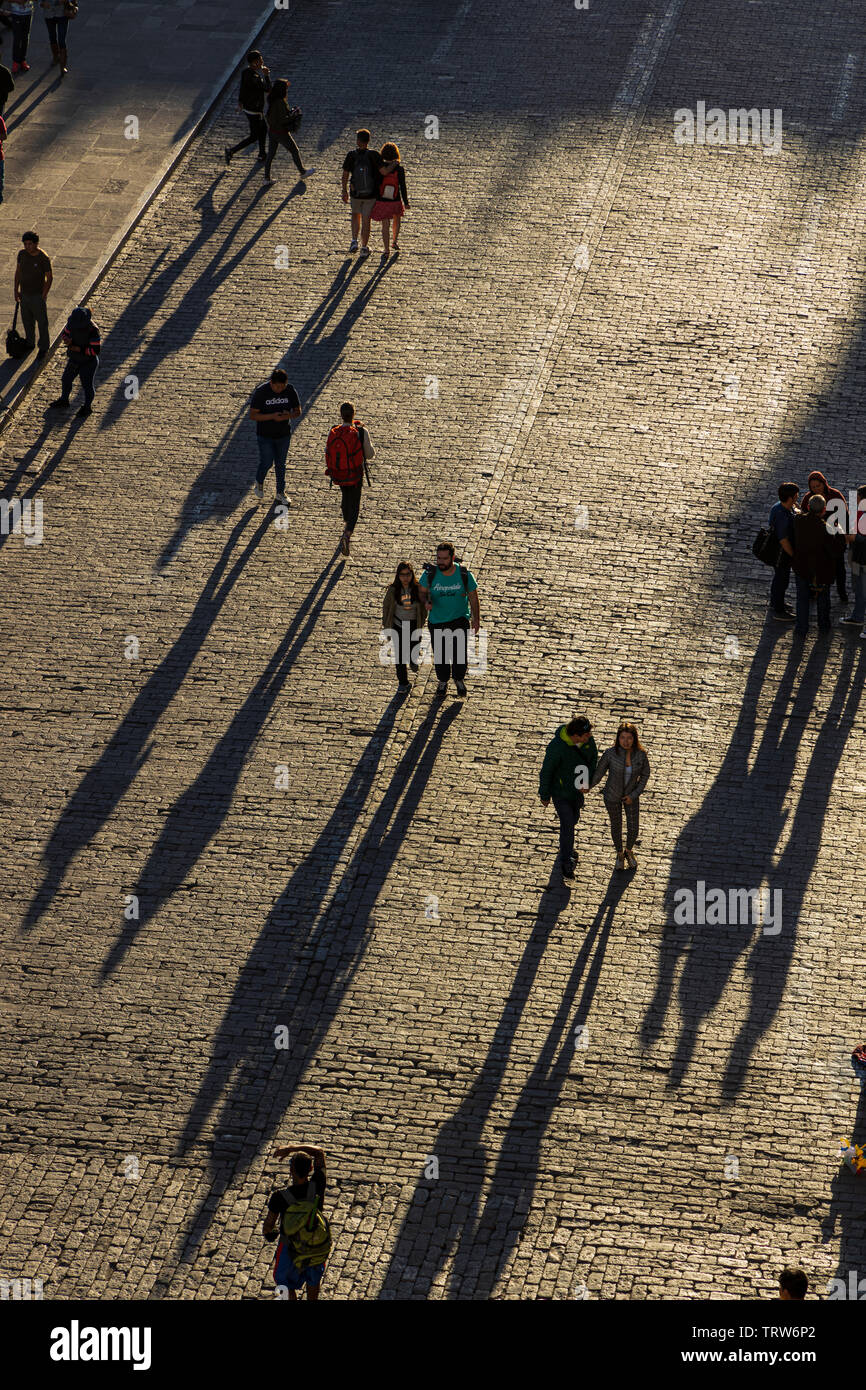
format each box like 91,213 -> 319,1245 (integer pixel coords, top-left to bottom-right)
840,614 -> 862,625
224,146 -> 232,166
349,239 -> 358,253
391,243 -> 400,255
75,405 -> 92,418
771,609 -> 795,621
435,681 -> 447,698
11,62 -> 19,74
302,166 -> 315,176
359,246 -> 370,257
615,853 -> 626,871
339,530 -> 350,556
455,679 -> 467,697
625,848 -> 637,869
48,397 -> 70,409
275,492 -> 289,506
20,61 -> 30,72
562,863 -> 576,884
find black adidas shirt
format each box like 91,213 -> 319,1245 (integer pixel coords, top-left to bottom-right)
250,381 -> 300,438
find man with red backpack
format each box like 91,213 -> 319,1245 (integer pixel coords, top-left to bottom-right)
325,401 -> 375,555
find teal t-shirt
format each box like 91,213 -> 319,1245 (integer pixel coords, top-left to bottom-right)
427,565 -> 477,623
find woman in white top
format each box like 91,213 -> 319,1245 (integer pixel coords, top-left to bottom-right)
589,721 -> 651,871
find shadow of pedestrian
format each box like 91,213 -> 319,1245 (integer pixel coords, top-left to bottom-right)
99,550 -> 345,978
0,409 -> 91,551
168,702 -> 462,1270
642,624 -> 865,1099
378,873 -> 630,1300
821,1084 -> 866,1299
22,507 -> 269,930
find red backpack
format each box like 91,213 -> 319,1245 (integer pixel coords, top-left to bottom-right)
325,422 -> 365,486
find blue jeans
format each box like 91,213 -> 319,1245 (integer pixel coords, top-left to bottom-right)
552,794 -> 582,872
794,573 -> 830,635
61,355 -> 98,405
256,435 -> 290,492
770,553 -> 791,611
45,16 -> 69,47
849,561 -> 866,623
10,12 -> 31,64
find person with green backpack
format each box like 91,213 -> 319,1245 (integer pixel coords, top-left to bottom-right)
264,1143 -> 331,1300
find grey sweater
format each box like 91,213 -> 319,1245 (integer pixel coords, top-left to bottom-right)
590,745 -> 650,804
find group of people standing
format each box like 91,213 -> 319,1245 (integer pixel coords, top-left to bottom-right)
1,0 -> 76,76
225,51 -> 409,259
768,470 -> 866,636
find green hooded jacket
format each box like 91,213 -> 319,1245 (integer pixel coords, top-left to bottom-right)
539,726 -> 599,804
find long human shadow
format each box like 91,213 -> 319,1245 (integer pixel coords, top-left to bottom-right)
378,873 -> 630,1300
22,507 -> 269,931
822,1083 -> 866,1295
155,255 -> 394,567
642,627 -> 865,1099
94,169 -> 295,431
170,701 -> 463,1264
0,412 -> 79,551
5,68 -> 61,131
99,550 -> 344,978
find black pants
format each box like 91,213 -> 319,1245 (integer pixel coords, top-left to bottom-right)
264,130 -> 305,180
339,482 -> 363,533
230,112 -> 267,160
429,618 -> 469,682
391,623 -> 419,684
60,355 -> 98,406
10,12 -> 31,64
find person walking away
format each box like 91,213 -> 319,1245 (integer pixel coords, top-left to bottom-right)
841,483 -> 866,632
263,1144 -> 330,1301
14,230 -> 51,357
791,493 -> 846,635
4,0 -> 33,73
800,469 -> 849,603
40,0 -> 73,74
419,542 -> 480,700
341,129 -> 395,257
263,79 -> 308,186
383,562 -> 426,692
539,716 -> 598,885
767,481 -> 798,620
589,721 -> 651,871
324,401 -> 374,556
249,367 -> 300,505
49,304 -> 99,416
225,49 -> 270,166
370,141 -> 409,259
0,57 -> 14,114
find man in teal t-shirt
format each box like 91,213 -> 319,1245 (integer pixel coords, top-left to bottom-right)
419,541 -> 480,699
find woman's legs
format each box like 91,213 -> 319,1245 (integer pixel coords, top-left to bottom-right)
263,132 -> 279,181
624,799 -> 640,850
12,12 -> 32,66
280,131 -> 305,175
606,803 -> 624,854
381,216 -> 390,254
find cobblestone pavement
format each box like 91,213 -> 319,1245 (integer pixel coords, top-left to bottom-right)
1,0 -> 865,1300
0,0 -> 271,413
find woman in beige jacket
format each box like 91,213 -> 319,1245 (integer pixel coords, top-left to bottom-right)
382,562 -> 427,691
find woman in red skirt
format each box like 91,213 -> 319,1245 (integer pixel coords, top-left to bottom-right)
370,142 -> 409,259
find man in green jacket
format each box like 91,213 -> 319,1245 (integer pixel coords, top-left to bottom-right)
539,715 -> 598,884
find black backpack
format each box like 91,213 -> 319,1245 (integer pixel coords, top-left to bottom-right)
422,560 -> 470,590
6,305 -> 31,360
352,149 -> 376,198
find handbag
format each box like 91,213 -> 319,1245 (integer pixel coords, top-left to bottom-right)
64,2 -> 79,17
752,526 -> 781,567
285,106 -> 302,133
6,305 -> 31,360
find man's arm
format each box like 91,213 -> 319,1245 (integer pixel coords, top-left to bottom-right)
341,168 -> 350,202
469,588 -> 480,632
13,266 -> 20,302
262,1209 -> 279,1240
419,583 -> 431,612
43,263 -> 53,298
274,1143 -> 326,1171
780,536 -> 794,557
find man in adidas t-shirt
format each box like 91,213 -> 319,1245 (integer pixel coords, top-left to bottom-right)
419,541 -> 480,699
263,1143 -> 327,1300
341,128 -> 397,256
249,367 -> 301,505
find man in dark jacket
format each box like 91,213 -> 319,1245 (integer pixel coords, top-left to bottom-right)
49,305 -> 101,417
539,715 -> 598,884
792,493 -> 846,635
0,59 -> 14,116
225,50 -> 270,166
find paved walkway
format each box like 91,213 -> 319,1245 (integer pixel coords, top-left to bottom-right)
0,0 -> 273,416
1,0 -> 865,1301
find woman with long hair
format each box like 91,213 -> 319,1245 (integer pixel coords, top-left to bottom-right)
589,721 -> 651,870
263,79 -> 308,185
370,141 -> 409,258
382,561 -> 426,691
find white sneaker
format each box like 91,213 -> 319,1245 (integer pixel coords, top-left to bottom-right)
254,482 -> 264,499
276,492 -> 290,505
